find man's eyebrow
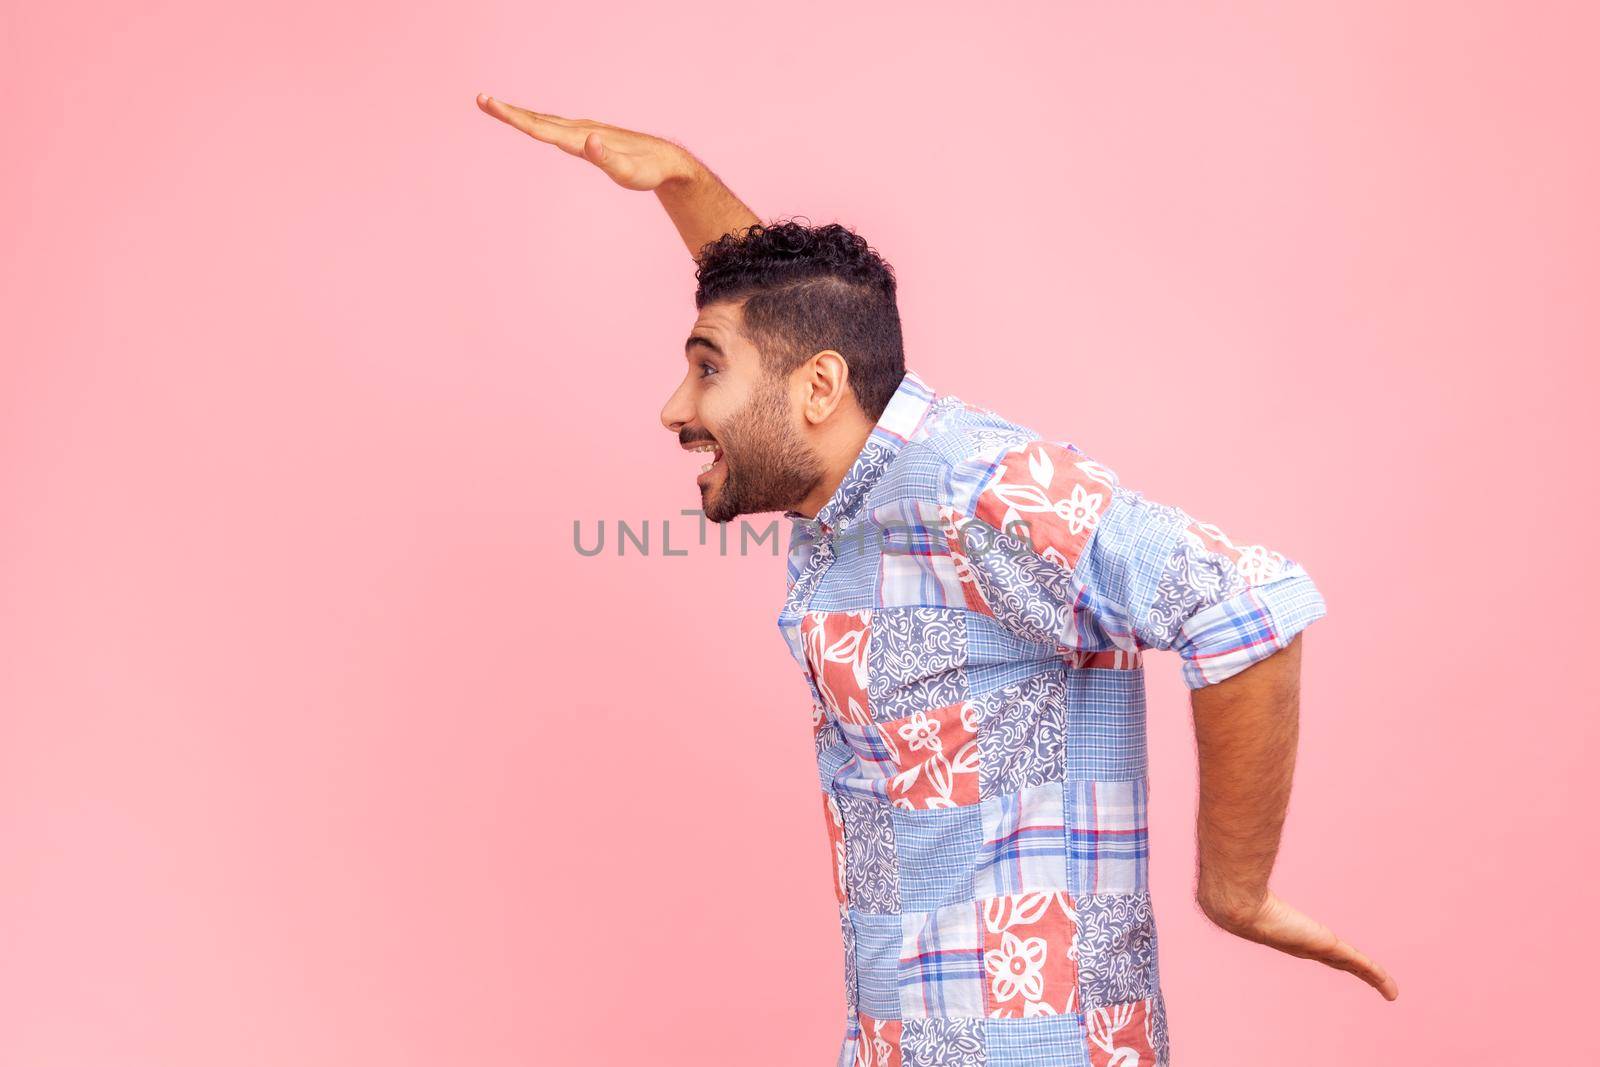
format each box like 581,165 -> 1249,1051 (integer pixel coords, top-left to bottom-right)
685,335 -> 725,358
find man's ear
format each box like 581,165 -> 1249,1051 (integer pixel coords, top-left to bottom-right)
797,350 -> 852,426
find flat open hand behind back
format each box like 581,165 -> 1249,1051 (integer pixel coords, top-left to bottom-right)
1207,888 -> 1400,1001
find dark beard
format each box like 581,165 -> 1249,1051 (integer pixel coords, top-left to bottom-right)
703,377 -> 826,524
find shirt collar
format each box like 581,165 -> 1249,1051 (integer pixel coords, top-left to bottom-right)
783,368 -> 939,536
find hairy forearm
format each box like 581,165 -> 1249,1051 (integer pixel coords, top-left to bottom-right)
1187,635 -> 1303,923
654,154 -> 761,261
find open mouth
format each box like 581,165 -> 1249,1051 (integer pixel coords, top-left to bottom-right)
687,442 -> 726,484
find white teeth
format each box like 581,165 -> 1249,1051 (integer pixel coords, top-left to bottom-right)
691,442 -> 719,475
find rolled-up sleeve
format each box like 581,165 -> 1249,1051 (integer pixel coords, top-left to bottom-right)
1169,569 -> 1326,687
1110,489 -> 1327,688
945,437 -> 1327,689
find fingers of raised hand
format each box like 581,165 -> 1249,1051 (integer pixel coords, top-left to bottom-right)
477,96 -> 593,155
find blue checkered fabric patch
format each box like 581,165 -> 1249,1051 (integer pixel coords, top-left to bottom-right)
835,1015 -> 860,1067
1067,779 -> 1150,897
985,1014 -> 1092,1067
892,805 -> 983,911
873,499 -> 968,611
1062,669 -> 1148,781
818,740 -> 855,793
964,614 -> 1058,676
899,902 -> 985,1018
808,523 -> 883,612
870,443 -> 959,511
837,719 -> 899,780
977,782 -> 1070,896
849,910 -> 904,1020
1176,572 -> 1326,687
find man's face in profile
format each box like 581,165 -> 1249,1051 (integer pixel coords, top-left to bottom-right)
659,301 -> 826,524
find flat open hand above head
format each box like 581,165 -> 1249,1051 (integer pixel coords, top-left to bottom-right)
475,94 -> 694,192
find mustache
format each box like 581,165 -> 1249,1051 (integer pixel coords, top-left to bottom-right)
679,429 -> 719,447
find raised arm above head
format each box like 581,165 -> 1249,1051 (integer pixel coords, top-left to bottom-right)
475,94 -> 761,261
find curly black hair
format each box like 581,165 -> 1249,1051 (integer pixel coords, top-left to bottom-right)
694,219 -> 906,421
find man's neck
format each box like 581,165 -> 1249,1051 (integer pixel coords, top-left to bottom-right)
787,418 -> 874,520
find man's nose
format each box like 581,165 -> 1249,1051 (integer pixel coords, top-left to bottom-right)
660,379 -> 692,434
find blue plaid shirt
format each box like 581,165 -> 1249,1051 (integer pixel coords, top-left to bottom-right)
775,369 -> 1325,1066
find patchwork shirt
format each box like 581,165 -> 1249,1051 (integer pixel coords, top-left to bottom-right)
776,369 -> 1327,1067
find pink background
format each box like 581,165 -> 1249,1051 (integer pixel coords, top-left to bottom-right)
3,2 -> 1595,1064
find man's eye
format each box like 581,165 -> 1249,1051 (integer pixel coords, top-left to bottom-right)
699,361 -> 719,378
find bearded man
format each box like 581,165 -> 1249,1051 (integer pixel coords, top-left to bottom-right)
478,93 -> 1397,1067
